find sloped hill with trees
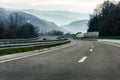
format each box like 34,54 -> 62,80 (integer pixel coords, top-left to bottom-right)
0,12 -> 38,39
88,1 -> 120,36
0,8 -> 66,39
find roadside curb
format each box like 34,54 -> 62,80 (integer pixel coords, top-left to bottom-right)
98,39 -> 120,43
98,39 -> 120,48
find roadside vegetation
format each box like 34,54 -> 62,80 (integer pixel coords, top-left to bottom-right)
0,41 -> 70,56
99,36 -> 120,39
47,30 -> 64,36
88,0 -> 120,37
0,12 -> 38,39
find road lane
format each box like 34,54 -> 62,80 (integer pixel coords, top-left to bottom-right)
82,41 -> 120,80
0,40 -> 120,80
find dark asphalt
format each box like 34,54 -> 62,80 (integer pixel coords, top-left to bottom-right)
0,40 -> 120,80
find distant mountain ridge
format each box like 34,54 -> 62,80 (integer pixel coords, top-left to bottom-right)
22,9 -> 89,26
62,20 -> 89,33
0,8 -> 66,33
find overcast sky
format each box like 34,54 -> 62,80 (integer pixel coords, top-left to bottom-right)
0,0 -> 119,13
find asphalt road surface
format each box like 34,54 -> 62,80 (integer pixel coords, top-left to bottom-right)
0,40 -> 120,80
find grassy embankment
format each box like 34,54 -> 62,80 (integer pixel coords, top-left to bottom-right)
0,41 -> 70,56
99,36 -> 120,40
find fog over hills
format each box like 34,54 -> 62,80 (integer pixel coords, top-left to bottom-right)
0,8 -> 89,34
22,9 -> 89,26
62,20 -> 89,33
0,8 -> 66,33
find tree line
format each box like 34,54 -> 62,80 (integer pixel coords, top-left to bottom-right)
47,30 -> 64,35
88,0 -> 120,36
0,12 -> 38,39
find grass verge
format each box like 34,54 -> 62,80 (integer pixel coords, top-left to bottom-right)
0,41 -> 70,56
99,36 -> 120,40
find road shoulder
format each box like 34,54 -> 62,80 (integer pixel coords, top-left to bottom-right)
0,41 -> 75,63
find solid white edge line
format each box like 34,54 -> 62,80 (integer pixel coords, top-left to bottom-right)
78,56 -> 87,63
0,41 -> 76,64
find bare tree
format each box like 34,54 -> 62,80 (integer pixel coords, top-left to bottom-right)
9,12 -> 25,27
6,12 -> 25,38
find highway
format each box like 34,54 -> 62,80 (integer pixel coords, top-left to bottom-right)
0,40 -> 120,80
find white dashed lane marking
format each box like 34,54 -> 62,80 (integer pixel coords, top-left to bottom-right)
78,56 -> 87,63
89,49 -> 93,52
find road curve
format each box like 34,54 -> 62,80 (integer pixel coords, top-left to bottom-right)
0,40 -> 120,80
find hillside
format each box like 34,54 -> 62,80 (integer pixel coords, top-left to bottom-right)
62,20 -> 89,33
22,10 -> 89,26
0,8 -> 66,33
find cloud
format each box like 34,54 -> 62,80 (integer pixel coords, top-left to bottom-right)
0,0 -> 119,13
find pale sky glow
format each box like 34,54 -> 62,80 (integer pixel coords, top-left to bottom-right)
0,0 -> 119,13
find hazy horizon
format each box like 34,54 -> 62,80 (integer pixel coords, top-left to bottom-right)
0,0 -> 119,14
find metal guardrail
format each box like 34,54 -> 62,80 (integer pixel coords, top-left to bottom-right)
0,39 -> 67,44
0,39 -> 70,50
